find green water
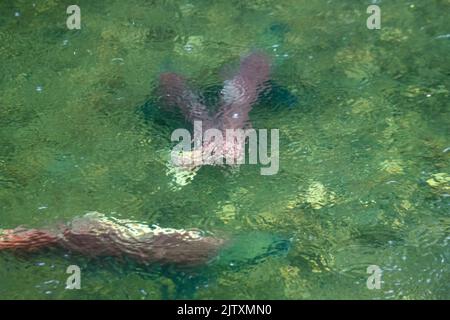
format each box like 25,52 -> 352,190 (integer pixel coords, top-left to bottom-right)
0,0 -> 449,299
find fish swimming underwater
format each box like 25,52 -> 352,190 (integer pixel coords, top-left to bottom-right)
0,212 -> 289,268
159,52 -> 271,186
0,212 -> 225,266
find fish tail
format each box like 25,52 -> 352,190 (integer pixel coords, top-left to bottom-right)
0,228 -> 59,252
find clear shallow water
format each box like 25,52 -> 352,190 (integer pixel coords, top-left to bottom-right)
0,0 -> 448,299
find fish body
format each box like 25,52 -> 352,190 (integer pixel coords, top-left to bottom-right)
0,212 -> 224,267
160,52 -> 271,175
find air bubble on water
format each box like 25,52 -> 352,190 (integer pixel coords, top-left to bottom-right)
435,34 -> 450,39
140,289 -> 148,296
183,44 -> 193,52
111,57 -> 124,64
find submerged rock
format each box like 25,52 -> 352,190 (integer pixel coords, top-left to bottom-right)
426,173 -> 450,192
287,181 -> 337,210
